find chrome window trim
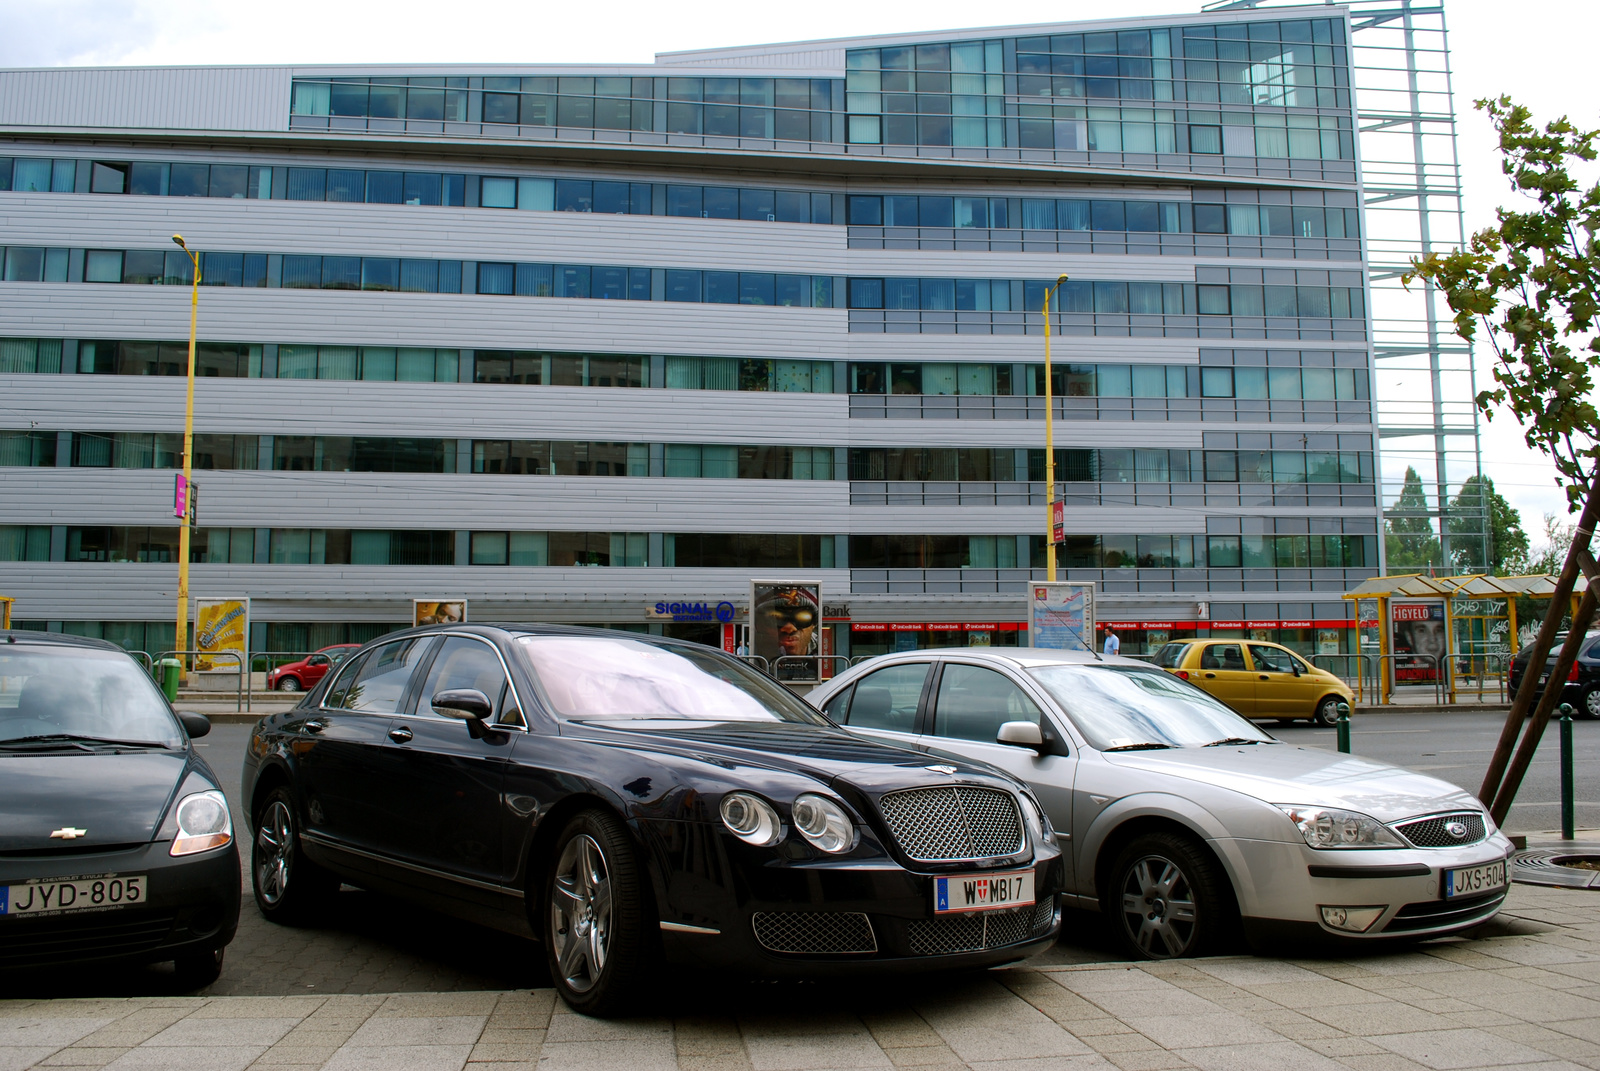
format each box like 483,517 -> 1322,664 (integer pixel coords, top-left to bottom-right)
412,630 -> 530,732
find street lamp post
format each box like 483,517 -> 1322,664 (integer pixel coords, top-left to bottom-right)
172,235 -> 201,671
1041,274 -> 1069,582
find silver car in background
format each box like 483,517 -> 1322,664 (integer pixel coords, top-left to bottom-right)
807,649 -> 1513,959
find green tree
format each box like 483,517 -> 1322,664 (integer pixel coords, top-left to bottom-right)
1385,465 -> 1442,569
1406,97 -> 1599,505
1447,474 -> 1529,574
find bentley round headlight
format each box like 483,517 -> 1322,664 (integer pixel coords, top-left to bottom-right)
719,792 -> 782,847
791,793 -> 855,854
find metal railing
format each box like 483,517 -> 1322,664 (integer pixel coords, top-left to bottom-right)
736,654 -> 771,673
154,649 -> 247,714
1449,651 -> 1510,704
772,654 -> 852,683
1368,652 -> 1445,706
1312,652 -> 1377,704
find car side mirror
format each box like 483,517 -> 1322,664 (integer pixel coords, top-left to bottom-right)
996,720 -> 1043,749
432,688 -> 492,721
177,711 -> 211,739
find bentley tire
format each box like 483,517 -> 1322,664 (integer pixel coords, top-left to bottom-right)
545,809 -> 650,1016
1107,832 -> 1233,960
252,787 -> 337,924
1313,697 -> 1342,726
172,947 -> 224,991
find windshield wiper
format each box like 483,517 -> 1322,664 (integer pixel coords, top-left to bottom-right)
0,733 -> 172,750
1103,742 -> 1174,751
1202,737 -> 1269,747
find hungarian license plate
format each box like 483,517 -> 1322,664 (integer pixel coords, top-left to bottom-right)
1443,860 -> 1506,899
0,874 -> 146,916
934,869 -> 1034,914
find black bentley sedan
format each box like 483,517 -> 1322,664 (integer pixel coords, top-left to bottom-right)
0,632 -> 240,987
241,624 -> 1063,1015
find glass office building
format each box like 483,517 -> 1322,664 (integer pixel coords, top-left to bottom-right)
0,10 -> 1388,660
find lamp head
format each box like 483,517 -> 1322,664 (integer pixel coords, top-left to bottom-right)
171,234 -> 188,250
1056,273 -> 1070,286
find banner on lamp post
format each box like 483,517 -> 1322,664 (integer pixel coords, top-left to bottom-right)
194,598 -> 248,673
1029,582 -> 1095,652
1050,500 -> 1065,544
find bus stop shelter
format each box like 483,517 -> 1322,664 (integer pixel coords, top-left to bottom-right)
1342,573 -> 1589,704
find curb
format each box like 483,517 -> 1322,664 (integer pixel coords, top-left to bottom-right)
1353,704 -> 1511,715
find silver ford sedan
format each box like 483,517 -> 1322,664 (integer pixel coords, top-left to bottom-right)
807,648 -> 1513,959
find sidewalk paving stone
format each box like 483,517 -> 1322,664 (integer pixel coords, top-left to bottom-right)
4,884 -> 1600,1070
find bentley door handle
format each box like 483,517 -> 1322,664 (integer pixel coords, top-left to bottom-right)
303,719 -> 326,733
388,726 -> 413,743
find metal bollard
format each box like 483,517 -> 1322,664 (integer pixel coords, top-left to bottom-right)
1336,700 -> 1352,754
1560,703 -> 1576,840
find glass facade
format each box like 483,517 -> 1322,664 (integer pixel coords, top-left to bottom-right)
0,13 -> 1392,657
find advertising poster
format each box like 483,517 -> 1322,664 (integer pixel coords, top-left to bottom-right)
749,581 -> 821,680
1391,601 -> 1445,682
414,599 -> 467,627
1029,582 -> 1096,651
194,597 -> 248,672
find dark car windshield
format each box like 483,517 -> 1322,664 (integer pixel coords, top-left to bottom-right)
0,645 -> 184,747
515,635 -> 831,724
1026,664 -> 1275,750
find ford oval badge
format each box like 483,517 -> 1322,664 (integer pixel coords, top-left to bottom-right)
1445,821 -> 1468,839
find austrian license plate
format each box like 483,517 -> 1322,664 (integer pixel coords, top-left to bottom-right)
0,874 -> 146,916
934,869 -> 1034,914
1443,860 -> 1506,899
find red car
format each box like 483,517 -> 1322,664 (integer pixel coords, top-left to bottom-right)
266,644 -> 360,693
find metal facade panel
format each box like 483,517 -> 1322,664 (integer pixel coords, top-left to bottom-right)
0,67 -> 290,132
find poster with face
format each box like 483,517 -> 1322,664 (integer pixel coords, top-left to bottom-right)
749,582 -> 821,679
414,600 -> 467,627
1391,601 -> 1445,682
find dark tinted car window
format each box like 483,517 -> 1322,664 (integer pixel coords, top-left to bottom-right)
1152,642 -> 1191,669
1247,644 -> 1295,674
0,644 -> 183,746
417,636 -> 508,717
1199,643 -> 1244,670
331,637 -> 434,713
932,663 -> 1041,743
843,663 -> 928,732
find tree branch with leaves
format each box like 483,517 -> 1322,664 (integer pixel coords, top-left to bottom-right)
1406,95 -> 1599,504
1405,97 -> 1599,822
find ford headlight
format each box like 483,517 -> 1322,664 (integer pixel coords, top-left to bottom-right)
720,792 -> 782,847
169,790 -> 233,856
792,794 -> 855,853
1276,805 -> 1403,850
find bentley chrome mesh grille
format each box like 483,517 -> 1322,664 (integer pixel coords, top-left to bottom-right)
906,907 -> 1040,955
751,911 -> 877,954
1032,898 -> 1057,935
878,786 -> 1024,861
1394,813 -> 1487,848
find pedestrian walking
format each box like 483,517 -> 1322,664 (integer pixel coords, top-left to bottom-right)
1103,628 -> 1120,657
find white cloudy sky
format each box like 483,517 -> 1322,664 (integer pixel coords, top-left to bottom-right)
2,0 -> 1595,537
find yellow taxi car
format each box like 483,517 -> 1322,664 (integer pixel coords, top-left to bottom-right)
1152,639 -> 1354,724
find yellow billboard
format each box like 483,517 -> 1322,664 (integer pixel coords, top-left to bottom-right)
194,597 -> 249,671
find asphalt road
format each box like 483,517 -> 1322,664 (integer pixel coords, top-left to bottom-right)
9,710 -> 1591,999
1269,710 -> 1600,834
